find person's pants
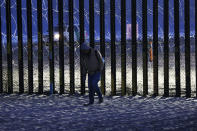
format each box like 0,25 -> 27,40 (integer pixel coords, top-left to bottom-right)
88,72 -> 103,103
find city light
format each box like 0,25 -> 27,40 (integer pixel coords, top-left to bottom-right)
54,33 -> 60,41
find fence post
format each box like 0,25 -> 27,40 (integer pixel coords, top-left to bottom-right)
174,0 -> 180,97
37,0 -> 43,94
132,0 -> 137,96
58,0 -> 64,94
121,0 -> 126,96
153,0 -> 158,96
196,0 -> 197,98
164,0 -> 169,97
100,0 -> 105,95
6,0 -> 13,94
185,0 -> 191,97
142,0 -> 148,96
69,0 -> 75,94
17,0 -> 24,94
89,0 -> 94,48
27,0 -> 33,94
48,0 -> 55,94
110,0 -> 116,96
79,0 -> 85,95
0,5 -> 2,93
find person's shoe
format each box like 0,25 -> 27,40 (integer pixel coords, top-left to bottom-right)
83,102 -> 94,106
98,98 -> 103,104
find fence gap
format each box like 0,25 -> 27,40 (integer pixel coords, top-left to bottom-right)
153,0 -> 158,96
121,0 -> 126,96
174,0 -> 181,97
6,0 -> 13,94
27,0 -> 33,94
100,0 -> 105,95
164,0 -> 169,97
79,0 -> 85,95
142,0 -> 148,96
185,0 -> 191,97
69,0 -> 75,94
110,0 -> 116,96
37,0 -> 43,94
58,0 -> 64,94
48,0 -> 55,94
132,0 -> 137,96
89,0 -> 94,48
0,5 -> 2,93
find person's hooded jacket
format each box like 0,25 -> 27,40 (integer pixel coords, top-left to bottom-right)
81,43 -> 104,76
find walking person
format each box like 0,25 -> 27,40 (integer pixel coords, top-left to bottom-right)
81,43 -> 104,106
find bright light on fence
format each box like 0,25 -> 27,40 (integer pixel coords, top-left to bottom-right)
54,33 -> 60,41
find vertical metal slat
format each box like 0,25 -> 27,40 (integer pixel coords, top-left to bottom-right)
0,4 -> 3,93
37,0 -> 43,94
164,0 -> 169,96
6,0 -> 13,93
58,0 -> 64,94
174,0 -> 181,97
100,0 -> 105,95
185,0 -> 191,97
195,0 -> 197,97
17,0 -> 24,94
79,0 -> 85,95
69,0 -> 75,94
121,0 -> 126,96
48,0 -> 55,94
89,0 -> 94,48
110,0 -> 116,96
142,0 -> 148,96
153,0 -> 158,96
132,0 -> 137,96
27,0 -> 33,94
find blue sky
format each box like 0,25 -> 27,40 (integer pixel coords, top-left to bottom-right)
0,0 -> 195,43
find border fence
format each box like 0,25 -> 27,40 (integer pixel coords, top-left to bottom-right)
0,0 -> 196,97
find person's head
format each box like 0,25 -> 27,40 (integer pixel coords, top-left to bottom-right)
81,42 -> 91,55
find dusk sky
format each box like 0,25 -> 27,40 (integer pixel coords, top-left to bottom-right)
0,0 -> 196,43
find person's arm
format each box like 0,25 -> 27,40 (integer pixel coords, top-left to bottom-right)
95,50 -> 104,72
81,56 -> 87,83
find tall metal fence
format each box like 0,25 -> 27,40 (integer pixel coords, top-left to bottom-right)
0,0 -> 196,97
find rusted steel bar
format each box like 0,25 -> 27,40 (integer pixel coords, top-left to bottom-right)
79,0 -> 85,95
69,0 -> 75,94
142,0 -> 148,96
185,0 -> 191,97
6,0 -> 13,93
17,0 -> 24,94
100,0 -> 105,95
58,0 -> 64,94
27,0 -> 33,93
132,0 -> 137,96
174,0 -> 181,97
164,0 -> 169,97
153,0 -> 158,96
0,4 -> 2,93
89,0 -> 94,48
48,0 -> 55,94
121,0 -> 126,96
110,0 -> 116,96
37,0 -> 43,94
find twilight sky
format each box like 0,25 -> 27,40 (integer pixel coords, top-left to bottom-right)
0,0 -> 195,43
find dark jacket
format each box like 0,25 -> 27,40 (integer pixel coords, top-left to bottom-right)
81,43 -> 104,76
81,48 -> 104,76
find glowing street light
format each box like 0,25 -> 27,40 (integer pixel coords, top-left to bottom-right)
54,33 -> 60,41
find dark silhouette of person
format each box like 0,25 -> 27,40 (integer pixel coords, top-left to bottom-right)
81,43 -> 104,106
